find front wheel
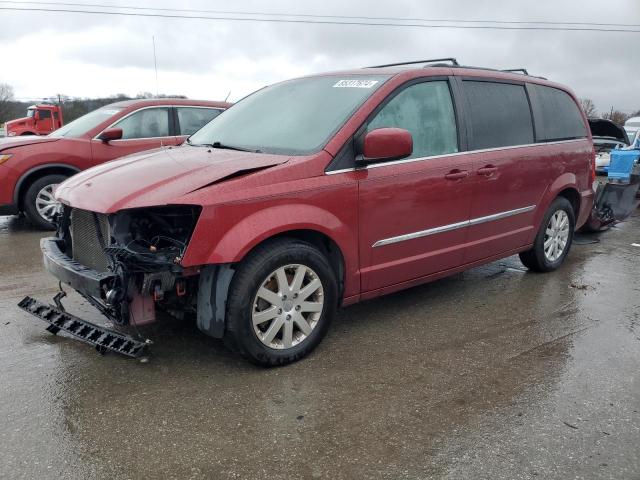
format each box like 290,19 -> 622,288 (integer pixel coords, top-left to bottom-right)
23,174 -> 67,230
224,238 -> 338,366
519,197 -> 575,272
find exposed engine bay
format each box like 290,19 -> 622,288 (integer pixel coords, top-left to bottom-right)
55,204 -> 203,327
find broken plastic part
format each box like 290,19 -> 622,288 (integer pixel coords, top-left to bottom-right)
584,174 -> 640,231
18,296 -> 148,357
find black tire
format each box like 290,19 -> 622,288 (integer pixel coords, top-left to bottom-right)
224,238 -> 338,366
519,197 -> 575,272
23,174 -> 67,230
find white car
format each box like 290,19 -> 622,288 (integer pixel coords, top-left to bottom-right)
624,116 -> 640,140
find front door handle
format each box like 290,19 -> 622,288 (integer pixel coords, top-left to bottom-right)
444,169 -> 469,180
477,165 -> 498,176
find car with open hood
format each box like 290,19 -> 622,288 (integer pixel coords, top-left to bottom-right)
0,98 -> 231,229
25,58 -> 596,365
588,118 -> 630,174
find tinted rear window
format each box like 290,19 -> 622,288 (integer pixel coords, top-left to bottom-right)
529,84 -> 587,141
464,81 -> 534,149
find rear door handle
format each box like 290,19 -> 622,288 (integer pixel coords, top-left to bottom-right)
477,165 -> 498,176
444,169 -> 469,180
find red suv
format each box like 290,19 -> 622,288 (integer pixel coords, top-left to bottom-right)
29,59 -> 595,365
0,98 -> 230,228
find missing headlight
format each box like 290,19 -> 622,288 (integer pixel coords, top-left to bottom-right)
107,205 -> 202,271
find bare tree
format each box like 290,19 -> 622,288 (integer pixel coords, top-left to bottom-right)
602,109 -> 628,126
0,83 -> 15,123
579,98 -> 597,118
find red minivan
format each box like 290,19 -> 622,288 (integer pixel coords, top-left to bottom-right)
24,59 -> 595,365
0,98 -> 230,228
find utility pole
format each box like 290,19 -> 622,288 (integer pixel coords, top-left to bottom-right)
152,35 -> 159,98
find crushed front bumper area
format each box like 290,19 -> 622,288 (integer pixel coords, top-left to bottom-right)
18,296 -> 148,357
41,237 -> 117,298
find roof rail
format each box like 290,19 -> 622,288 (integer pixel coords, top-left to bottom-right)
502,68 -> 529,75
368,58 -> 459,68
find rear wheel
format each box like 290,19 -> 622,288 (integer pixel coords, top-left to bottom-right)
23,174 -> 67,230
224,238 -> 337,366
519,197 -> 575,272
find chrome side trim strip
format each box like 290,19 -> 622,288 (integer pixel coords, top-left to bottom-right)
372,205 -> 536,248
325,139 -> 585,175
372,220 -> 469,248
468,205 -> 536,226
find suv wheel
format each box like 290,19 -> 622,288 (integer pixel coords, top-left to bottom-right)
224,238 -> 337,366
519,196 -> 575,272
23,174 -> 67,230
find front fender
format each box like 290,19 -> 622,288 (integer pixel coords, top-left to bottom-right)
182,190 -> 360,299
192,203 -> 352,264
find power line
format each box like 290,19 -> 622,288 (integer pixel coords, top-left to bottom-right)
2,0 -> 639,28
1,5 -> 639,33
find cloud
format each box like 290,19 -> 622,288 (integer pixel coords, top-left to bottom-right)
0,0 -> 638,113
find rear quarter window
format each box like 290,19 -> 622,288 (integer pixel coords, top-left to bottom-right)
463,81 -> 534,150
529,84 -> 587,141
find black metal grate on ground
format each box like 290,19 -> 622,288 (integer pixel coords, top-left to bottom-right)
18,296 -> 147,358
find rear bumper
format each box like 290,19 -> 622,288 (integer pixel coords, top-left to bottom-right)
0,203 -> 18,215
41,237 -> 115,298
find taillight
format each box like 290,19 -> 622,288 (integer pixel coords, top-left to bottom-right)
590,148 -> 596,184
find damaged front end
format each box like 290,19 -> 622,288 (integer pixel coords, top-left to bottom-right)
584,165 -> 640,231
20,204 -> 203,356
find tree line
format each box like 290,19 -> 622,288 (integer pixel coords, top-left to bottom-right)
578,98 -> 638,126
1,82 -> 638,129
0,83 -> 186,125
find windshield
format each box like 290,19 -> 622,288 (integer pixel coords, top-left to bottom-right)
189,75 -> 389,155
27,108 -> 36,118
626,121 -> 640,128
50,107 -> 123,138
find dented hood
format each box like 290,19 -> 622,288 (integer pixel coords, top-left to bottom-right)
55,145 -> 289,213
0,135 -> 60,151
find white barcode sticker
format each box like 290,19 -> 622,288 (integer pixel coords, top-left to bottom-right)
333,79 -> 379,89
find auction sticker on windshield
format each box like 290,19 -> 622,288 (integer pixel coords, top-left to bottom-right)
333,79 -> 379,88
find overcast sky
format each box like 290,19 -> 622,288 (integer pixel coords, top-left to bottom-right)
1,0 -> 639,115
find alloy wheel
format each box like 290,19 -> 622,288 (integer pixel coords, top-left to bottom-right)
35,183 -> 60,223
252,264 -> 324,350
544,210 -> 570,262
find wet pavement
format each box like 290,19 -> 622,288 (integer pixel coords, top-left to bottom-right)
1,212 -> 639,480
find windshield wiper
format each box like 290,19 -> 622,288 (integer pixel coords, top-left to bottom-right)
209,141 -> 261,153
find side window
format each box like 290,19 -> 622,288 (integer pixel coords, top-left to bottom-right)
177,107 -> 222,136
529,84 -> 587,141
38,109 -> 52,119
113,107 -> 170,139
367,81 -> 458,159
464,81 -> 534,149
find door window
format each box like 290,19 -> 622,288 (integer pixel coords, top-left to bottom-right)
177,107 -> 222,135
367,81 -> 458,159
529,84 -> 587,141
113,107 -> 170,139
38,109 -> 52,119
463,81 -> 534,149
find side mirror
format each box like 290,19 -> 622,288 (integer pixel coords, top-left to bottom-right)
98,127 -> 123,142
357,128 -> 413,164
33,111 -> 40,121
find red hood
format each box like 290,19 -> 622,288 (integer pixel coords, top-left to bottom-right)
55,145 -> 290,213
0,135 -> 60,151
